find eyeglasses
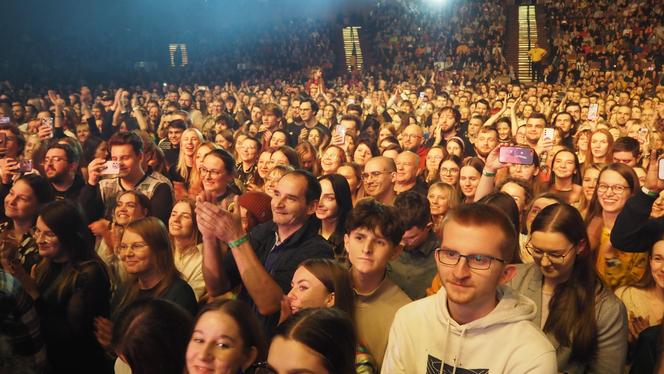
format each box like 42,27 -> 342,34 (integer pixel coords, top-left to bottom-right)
42,156 -> 68,165
118,242 -> 148,252
200,166 -> 224,178
439,167 -> 460,175
435,248 -> 505,270
361,171 -> 392,180
31,228 -> 58,242
525,242 -> 575,264
597,183 -> 628,194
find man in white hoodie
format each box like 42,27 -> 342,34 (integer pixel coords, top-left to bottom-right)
382,203 -> 557,373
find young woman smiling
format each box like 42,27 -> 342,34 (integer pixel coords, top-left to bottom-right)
547,149 -> 583,204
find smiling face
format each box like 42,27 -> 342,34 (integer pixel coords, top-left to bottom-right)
119,230 -> 155,276
316,179 -> 339,221
320,147 -> 343,174
4,180 -> 38,222
34,216 -> 65,261
115,193 -> 147,226
439,160 -> 460,185
459,166 -> 480,199
186,310 -> 255,374
181,130 -> 202,159
552,151 -> 576,180
201,154 -> 234,196
169,202 -> 194,240
271,174 -> 316,231
596,169 -> 631,214
287,266 -> 334,315
428,185 -> 451,216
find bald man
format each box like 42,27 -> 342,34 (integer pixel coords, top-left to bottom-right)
363,156 -> 397,205
394,151 -> 427,195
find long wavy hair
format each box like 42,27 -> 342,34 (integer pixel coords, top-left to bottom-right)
115,217 -> 180,315
35,200 -> 108,301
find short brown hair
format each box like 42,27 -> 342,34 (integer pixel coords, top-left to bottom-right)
443,203 -> 518,262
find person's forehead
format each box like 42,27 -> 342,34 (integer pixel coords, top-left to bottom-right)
46,148 -> 66,157
111,144 -> 136,155
364,159 -> 388,172
277,174 -> 306,195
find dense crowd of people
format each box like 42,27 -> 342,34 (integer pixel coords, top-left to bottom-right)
1,0 -> 664,373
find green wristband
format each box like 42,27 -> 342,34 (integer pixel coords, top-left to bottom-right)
228,235 -> 249,249
483,170 -> 496,177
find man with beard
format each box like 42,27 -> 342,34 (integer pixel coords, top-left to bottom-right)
473,127 -> 499,162
429,107 -> 475,156
42,143 -> 84,202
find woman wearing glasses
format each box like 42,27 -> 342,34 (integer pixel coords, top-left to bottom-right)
509,203 -> 628,374
585,163 -> 648,288
6,200 -> 113,373
201,149 -> 240,207
437,155 -> 462,190
94,216 -> 198,368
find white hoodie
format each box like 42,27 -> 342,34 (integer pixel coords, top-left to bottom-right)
382,285 -> 557,374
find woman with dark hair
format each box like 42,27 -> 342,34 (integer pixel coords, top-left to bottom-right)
201,149 -> 240,207
337,162 -> 364,205
459,157 -> 484,203
585,163 -> 648,288
284,258 -> 376,373
0,174 -> 55,272
187,299 -> 266,374
268,308 -> 357,374
438,155 -> 462,189
509,203 -> 628,374
445,136 -> 466,158
97,190 -> 150,286
548,148 -> 583,204
113,298 -> 193,374
269,145 -> 300,170
268,129 -> 289,149
477,192 -> 521,246
353,138 -> 378,167
316,174 -> 353,258
7,200 -> 112,373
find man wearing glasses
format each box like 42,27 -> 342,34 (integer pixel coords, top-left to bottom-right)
383,203 -> 556,373
42,143 -> 84,202
362,156 -> 397,205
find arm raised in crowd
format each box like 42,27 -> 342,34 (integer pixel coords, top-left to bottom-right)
196,196 -> 284,315
474,146 -> 505,202
611,152 -> 664,252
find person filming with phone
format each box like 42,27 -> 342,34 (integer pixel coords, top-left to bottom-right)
81,131 -> 173,234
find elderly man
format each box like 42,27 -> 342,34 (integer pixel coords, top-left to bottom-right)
394,151 -> 427,195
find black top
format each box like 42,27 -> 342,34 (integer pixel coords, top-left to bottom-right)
53,173 -> 86,203
223,216 -> 334,334
36,260 -> 113,373
285,121 -> 331,147
611,189 -> 663,253
112,276 -> 198,317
